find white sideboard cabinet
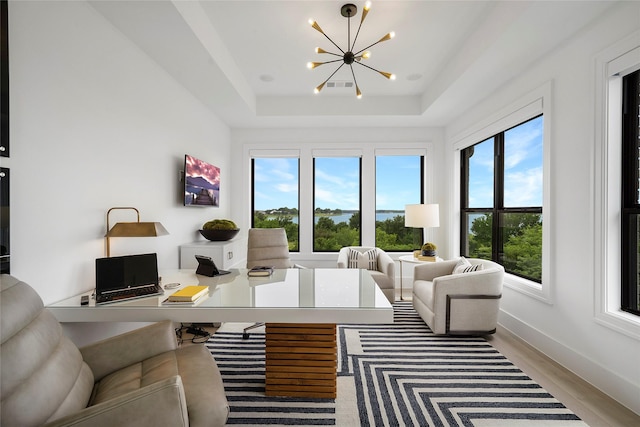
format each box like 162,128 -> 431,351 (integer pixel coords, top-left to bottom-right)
179,239 -> 245,270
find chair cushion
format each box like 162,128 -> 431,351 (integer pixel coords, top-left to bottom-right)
91,351 -> 179,405
347,248 -> 378,271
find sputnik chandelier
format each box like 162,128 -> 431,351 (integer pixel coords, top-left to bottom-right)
307,1 -> 395,98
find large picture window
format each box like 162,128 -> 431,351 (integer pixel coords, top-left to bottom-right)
375,155 -> 424,250
250,144 -> 430,254
461,115 -> 544,282
622,69 -> 640,316
251,157 -> 300,251
313,157 -> 361,251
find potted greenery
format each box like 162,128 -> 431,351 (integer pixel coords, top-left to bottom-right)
421,242 -> 437,257
199,219 -> 240,241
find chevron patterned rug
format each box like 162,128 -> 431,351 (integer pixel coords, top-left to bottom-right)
206,302 -> 585,426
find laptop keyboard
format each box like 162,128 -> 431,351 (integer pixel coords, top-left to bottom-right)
96,285 -> 161,304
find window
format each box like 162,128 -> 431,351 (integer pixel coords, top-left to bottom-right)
375,155 -> 424,251
248,143 -> 431,254
461,115 -> 544,282
251,157 -> 300,251
622,69 -> 640,316
313,157 -> 361,251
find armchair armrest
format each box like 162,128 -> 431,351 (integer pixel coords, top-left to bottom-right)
336,248 -> 348,268
44,376 -> 188,427
80,320 -> 178,380
376,250 -> 395,277
414,260 -> 457,281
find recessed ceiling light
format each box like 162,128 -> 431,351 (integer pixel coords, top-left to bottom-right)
260,74 -> 274,82
407,73 -> 422,81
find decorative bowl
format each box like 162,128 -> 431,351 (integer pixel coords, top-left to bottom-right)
199,228 -> 240,241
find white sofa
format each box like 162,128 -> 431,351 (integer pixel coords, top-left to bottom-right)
412,258 -> 504,335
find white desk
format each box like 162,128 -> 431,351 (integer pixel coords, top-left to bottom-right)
47,268 -> 393,324
47,268 -> 393,399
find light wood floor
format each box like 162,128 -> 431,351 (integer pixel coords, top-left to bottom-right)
178,303 -> 640,427
487,326 -> 639,427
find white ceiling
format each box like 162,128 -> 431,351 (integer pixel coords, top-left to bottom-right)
89,0 -> 615,128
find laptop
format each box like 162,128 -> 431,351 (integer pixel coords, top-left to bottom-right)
95,253 -> 164,305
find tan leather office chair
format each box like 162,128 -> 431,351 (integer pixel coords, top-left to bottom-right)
412,257 -> 504,335
1,274 -> 229,427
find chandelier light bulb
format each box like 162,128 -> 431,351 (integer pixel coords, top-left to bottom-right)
362,51 -> 371,59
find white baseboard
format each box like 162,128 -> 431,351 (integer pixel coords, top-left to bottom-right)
498,309 -> 640,416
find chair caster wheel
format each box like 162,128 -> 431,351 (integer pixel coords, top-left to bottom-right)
242,332 -> 249,340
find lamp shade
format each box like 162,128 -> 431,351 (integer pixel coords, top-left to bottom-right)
104,207 -> 169,257
105,222 -> 169,238
404,204 -> 440,228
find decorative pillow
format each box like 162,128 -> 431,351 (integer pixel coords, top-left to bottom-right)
453,257 -> 484,274
453,256 -> 471,274
461,263 -> 484,273
347,248 -> 378,271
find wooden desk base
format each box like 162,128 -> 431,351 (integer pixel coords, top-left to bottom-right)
265,323 -> 337,398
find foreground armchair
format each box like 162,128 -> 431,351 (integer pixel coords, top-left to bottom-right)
337,246 -> 395,303
412,258 -> 504,335
1,274 -> 229,427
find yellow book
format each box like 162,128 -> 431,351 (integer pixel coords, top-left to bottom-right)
168,285 -> 209,302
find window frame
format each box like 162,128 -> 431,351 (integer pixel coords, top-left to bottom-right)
460,115 -> 544,283
246,143 -> 433,259
452,83 -> 552,303
375,154 -> 425,252
621,69 -> 640,316
312,155 -> 362,252
593,32 -> 640,339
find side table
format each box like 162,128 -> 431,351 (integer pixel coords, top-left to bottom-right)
398,254 -> 442,300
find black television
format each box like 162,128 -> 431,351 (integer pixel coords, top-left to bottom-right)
184,154 -> 220,207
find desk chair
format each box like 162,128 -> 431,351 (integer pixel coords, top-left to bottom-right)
244,228 -> 300,338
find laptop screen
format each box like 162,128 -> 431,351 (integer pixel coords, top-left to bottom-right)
96,253 -> 159,293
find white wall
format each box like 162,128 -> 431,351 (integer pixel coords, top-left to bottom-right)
5,1 -> 232,307
445,2 -> 640,414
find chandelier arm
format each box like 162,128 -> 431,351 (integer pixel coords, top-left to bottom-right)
353,60 -> 391,78
353,34 -> 393,56
353,41 -> 382,56
320,63 -> 346,85
320,51 -> 344,59
349,64 -> 361,98
315,58 -> 344,67
321,31 -> 345,55
351,19 -> 365,52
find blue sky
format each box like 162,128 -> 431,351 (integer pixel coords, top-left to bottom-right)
253,117 -> 542,213
253,155 -> 421,211
469,116 -> 543,208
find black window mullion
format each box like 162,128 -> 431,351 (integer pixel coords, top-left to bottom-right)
493,135 -> 505,263
621,69 -> 640,315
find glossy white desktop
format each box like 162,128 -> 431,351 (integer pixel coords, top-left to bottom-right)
48,268 -> 393,398
47,268 -> 393,324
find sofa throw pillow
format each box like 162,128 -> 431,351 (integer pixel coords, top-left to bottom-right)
453,256 -> 471,274
453,257 -> 485,274
347,248 -> 378,271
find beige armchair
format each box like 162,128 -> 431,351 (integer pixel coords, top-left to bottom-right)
1,274 -> 229,427
412,258 -> 504,335
337,246 -> 395,303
